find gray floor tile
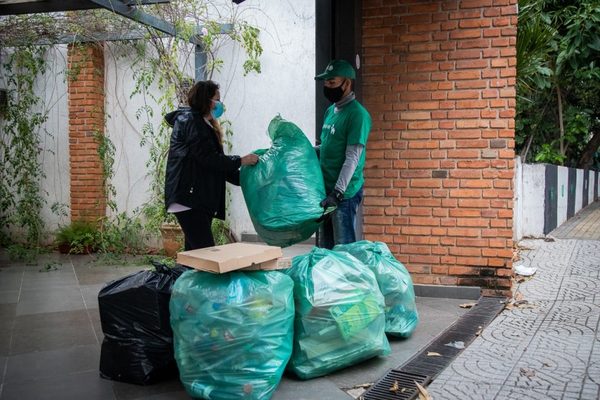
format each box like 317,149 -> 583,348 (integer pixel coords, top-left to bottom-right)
0,332 -> 11,357
112,378 -> 186,400
0,356 -> 6,383
4,344 -> 100,384
11,309 -> 97,355
0,304 -> 16,356
88,308 -> 104,342
20,266 -> 78,290
16,286 -> 85,316
326,354 -> 391,389
80,284 -> 104,310
275,375 -> 352,400
0,303 -> 16,322
0,370 -> 115,400
0,272 -> 22,292
0,291 -> 18,305
34,253 -> 71,265
141,392 -> 190,400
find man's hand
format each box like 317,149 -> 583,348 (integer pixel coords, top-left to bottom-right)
320,189 -> 344,209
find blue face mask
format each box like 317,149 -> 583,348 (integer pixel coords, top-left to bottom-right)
211,100 -> 224,119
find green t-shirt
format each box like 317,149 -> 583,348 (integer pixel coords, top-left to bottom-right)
320,100 -> 371,198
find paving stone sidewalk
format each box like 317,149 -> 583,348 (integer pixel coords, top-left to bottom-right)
427,235 -> 600,398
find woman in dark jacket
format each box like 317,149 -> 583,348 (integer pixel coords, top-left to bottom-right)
164,80 -> 258,250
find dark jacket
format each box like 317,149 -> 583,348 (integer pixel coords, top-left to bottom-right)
164,107 -> 241,220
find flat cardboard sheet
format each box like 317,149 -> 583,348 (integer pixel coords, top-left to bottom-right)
176,242 -> 285,273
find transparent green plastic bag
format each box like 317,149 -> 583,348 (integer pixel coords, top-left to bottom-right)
170,270 -> 295,400
334,241 -> 419,338
285,247 -> 390,379
240,115 -> 326,247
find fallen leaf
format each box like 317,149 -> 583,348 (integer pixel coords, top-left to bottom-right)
459,302 -> 477,309
520,304 -> 536,309
389,380 -> 399,392
514,292 -> 524,302
427,351 -> 442,357
353,383 -> 373,389
514,276 -> 528,284
415,381 -> 432,400
516,245 -> 534,251
520,367 -> 536,378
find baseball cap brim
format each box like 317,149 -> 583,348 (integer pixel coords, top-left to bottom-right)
314,60 -> 356,80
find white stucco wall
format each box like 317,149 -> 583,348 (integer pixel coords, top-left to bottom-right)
514,162 -> 599,241
212,0 -> 316,238
588,170 -> 595,205
105,44 -> 166,216
102,1 -> 315,239
575,169 -> 584,213
38,46 -> 70,233
557,166 -> 568,227
513,156 -> 523,240
0,46 -> 70,240
520,163 -> 546,237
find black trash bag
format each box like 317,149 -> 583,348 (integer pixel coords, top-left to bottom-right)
98,261 -> 188,385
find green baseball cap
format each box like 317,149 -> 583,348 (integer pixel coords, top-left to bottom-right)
315,59 -> 356,80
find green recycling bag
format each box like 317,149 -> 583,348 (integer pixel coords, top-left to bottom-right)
334,241 -> 419,338
170,270 -> 295,400
240,115 -> 325,247
285,247 -> 390,379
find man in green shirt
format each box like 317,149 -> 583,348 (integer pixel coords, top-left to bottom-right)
315,59 -> 372,249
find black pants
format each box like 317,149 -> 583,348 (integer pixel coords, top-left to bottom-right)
174,209 -> 214,250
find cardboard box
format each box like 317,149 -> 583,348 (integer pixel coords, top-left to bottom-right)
177,242 -> 285,273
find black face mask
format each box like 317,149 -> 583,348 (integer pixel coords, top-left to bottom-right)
323,83 -> 345,103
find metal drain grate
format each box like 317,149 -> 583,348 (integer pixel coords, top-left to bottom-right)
362,296 -> 505,399
361,370 -> 430,400
397,296 -> 505,379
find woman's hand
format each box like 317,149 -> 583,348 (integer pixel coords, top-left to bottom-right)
241,153 -> 259,166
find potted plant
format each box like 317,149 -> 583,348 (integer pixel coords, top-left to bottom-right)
55,221 -> 99,254
159,221 -> 184,258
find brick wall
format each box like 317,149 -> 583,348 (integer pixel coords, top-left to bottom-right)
67,43 -> 106,223
361,0 -> 517,295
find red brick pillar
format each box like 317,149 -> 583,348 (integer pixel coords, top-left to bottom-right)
361,0 -> 517,295
67,43 -> 106,223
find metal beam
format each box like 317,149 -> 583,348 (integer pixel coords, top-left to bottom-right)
88,0 -> 203,44
31,30 -> 150,45
1,0 -> 235,82
195,44 -> 206,81
0,0 -> 170,16
6,23 -> 233,46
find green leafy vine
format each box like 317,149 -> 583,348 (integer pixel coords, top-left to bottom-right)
0,46 -> 48,247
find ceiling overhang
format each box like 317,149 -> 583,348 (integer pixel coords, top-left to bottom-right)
0,0 -> 170,16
